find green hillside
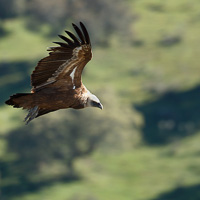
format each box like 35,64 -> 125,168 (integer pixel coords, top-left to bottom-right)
10,132 -> 200,200
0,0 -> 200,200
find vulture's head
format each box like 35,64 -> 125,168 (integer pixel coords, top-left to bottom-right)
86,93 -> 103,110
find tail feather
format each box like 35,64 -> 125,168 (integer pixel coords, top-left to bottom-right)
5,93 -> 30,108
6,93 -> 55,124
5,93 -> 39,124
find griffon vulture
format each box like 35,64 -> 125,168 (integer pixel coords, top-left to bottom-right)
5,22 -> 103,124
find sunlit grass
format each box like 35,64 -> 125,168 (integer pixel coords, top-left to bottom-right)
1,18 -> 49,61
0,106 -> 23,135
12,130 -> 200,200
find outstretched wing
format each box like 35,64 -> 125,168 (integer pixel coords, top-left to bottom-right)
31,22 -> 92,92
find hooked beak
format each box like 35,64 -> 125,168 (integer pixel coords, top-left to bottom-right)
98,103 -> 103,110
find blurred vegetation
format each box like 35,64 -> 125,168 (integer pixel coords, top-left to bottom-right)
0,0 -> 200,200
152,184 -> 200,200
0,0 -> 134,44
136,86 -> 200,144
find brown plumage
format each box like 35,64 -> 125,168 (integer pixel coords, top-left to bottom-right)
5,22 -> 103,124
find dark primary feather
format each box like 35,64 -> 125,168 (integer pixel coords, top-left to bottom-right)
52,42 -> 69,48
80,22 -> 91,44
31,22 -> 91,91
58,34 -> 75,46
72,23 -> 86,44
65,30 -> 81,45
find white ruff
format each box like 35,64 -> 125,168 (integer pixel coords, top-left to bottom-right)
86,89 -> 100,103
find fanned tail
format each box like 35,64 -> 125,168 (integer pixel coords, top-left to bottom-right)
5,93 -> 30,108
5,93 -> 40,124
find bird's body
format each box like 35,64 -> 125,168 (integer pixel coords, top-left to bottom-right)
5,22 -> 103,124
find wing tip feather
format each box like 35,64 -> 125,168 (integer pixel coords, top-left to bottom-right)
79,22 -> 91,45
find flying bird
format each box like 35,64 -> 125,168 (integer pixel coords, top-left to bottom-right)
5,22 -> 103,124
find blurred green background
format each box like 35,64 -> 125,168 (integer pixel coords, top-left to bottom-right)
0,0 -> 200,199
